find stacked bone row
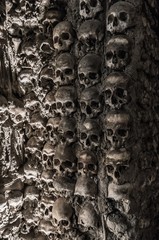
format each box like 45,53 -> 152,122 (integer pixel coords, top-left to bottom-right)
104,1 -> 138,239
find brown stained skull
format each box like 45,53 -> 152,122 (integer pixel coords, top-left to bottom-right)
104,111 -> 131,149
79,86 -> 103,118
106,36 -> 132,71
78,54 -> 101,88
79,0 -> 103,19
55,53 -> 76,86
104,149 -> 131,185
53,21 -> 75,52
75,175 -> 97,198
52,198 -> 73,231
107,1 -> 136,34
79,119 -> 102,150
58,117 -> 77,145
54,86 -> 77,117
77,150 -> 98,177
78,19 -> 104,51
53,144 -> 77,177
46,116 -> 60,144
42,141 -> 55,170
103,72 -> 130,109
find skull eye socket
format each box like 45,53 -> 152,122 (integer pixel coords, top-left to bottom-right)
90,134 -> 98,142
81,132 -> 87,140
43,154 -> 48,161
61,220 -> 69,226
106,164 -> 114,173
115,88 -> 125,98
61,32 -> 70,40
45,104 -> 50,110
118,50 -> 126,59
106,51 -> 113,60
56,102 -> 62,109
117,129 -> 128,137
78,162 -> 83,170
81,1 -> 86,10
89,72 -> 97,80
46,125 -> 52,132
16,115 -> 23,122
56,70 -> 61,77
80,101 -> 86,108
90,101 -> 99,109
62,160 -> 73,168
90,0 -> 97,7
54,158 -> 60,166
118,165 -> 129,173
79,73 -> 85,80
54,36 -> 59,43
105,89 -> 112,99
88,164 -> 96,171
119,12 -> 128,21
108,14 -> 114,24
65,130 -> 74,139
65,101 -> 73,108
107,128 -> 113,136
41,203 -> 45,210
65,68 -> 73,75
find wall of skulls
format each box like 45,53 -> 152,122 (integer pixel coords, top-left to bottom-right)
0,0 -> 159,239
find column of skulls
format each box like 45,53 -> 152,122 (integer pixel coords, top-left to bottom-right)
75,0 -> 104,239
102,1 -> 142,239
39,1 -> 78,239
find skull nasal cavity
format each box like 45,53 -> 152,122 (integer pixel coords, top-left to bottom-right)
113,17 -> 118,26
86,105 -> 92,114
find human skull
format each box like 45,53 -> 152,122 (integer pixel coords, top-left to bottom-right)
8,103 -> 26,127
46,116 -> 60,144
78,19 -> 104,51
44,90 -> 56,116
53,144 -> 77,177
53,21 -> 75,52
58,117 -> 77,145
78,202 -> 99,230
103,72 -> 130,109
55,53 -> 76,86
78,54 -> 101,88
52,198 -> 73,231
23,155 -> 41,181
104,111 -> 131,149
24,92 -> 41,112
75,175 -> 97,198
18,68 -> 36,95
79,0 -> 103,19
79,87 -> 103,118
40,170 -> 55,194
53,175 -> 76,196
77,150 -> 98,177
40,195 -> 54,220
42,140 -> 55,170
29,112 -> 47,129
39,65 -> 54,92
106,36 -> 132,70
104,149 -> 131,185
108,182 -> 131,202
107,1 -> 136,34
24,186 -> 39,203
39,219 -> 55,235
79,119 -> 102,150
54,86 -> 77,116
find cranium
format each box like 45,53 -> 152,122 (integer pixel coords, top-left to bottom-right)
79,86 -> 103,118
39,37 -> 54,55
24,186 -> 39,202
40,170 -> 55,193
44,90 -> 56,116
54,86 -> 77,116
8,101 -> 26,127
104,149 -> 131,185
39,219 -> 55,235
24,92 -> 41,112
79,0 -> 103,19
53,144 -> 77,177
42,140 -> 55,170
52,198 -> 73,231
104,111 -> 131,149
79,119 -> 102,150
46,116 -> 60,144
78,19 -> 104,51
77,150 -> 98,177
58,117 -> 77,145
78,53 -> 101,88
108,182 -> 131,202
40,195 -> 54,220
103,72 -> 130,109
23,156 -> 41,181
29,112 -> 47,129
53,175 -> 76,196
78,202 -> 99,230
53,21 -> 75,52
55,53 -> 76,86
39,65 -> 54,91
75,175 -> 97,198
106,36 -> 132,70
18,68 -> 35,95
107,1 -> 136,34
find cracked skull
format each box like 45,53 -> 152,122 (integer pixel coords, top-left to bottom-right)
104,111 -> 131,149
79,119 -> 102,150
79,0 -> 103,19
53,21 -> 75,52
103,72 -> 130,109
78,19 -> 104,51
58,117 -> 77,145
78,54 -> 101,88
54,86 -> 77,116
55,53 -> 76,86
107,1 -> 136,34
52,198 -> 73,231
106,36 -> 132,70
80,86 -> 103,118
105,149 -> 131,185
77,150 -> 98,177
